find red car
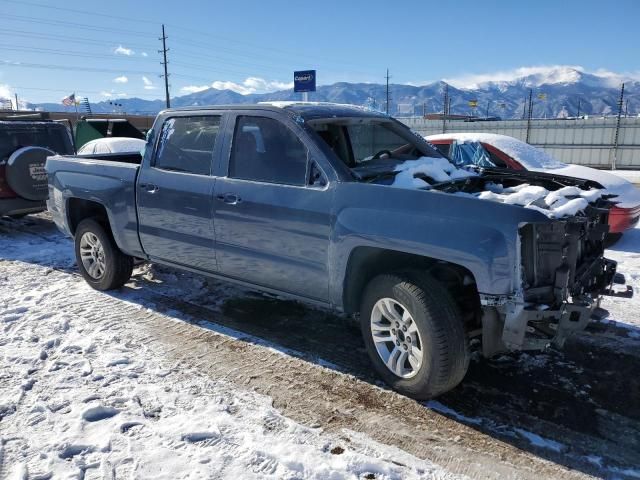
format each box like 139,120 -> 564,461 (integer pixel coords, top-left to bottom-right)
427,133 -> 640,235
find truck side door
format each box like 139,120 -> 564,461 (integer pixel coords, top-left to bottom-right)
137,114 -> 222,272
213,112 -> 333,302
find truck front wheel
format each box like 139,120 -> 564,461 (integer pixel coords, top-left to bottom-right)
360,273 -> 469,399
74,219 -> 133,291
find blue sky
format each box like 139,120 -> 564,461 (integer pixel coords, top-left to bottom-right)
0,0 -> 638,104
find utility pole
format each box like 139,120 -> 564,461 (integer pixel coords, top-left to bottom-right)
385,68 -> 391,114
485,99 -> 490,118
612,83 -> 625,170
576,98 -> 581,118
442,83 -> 449,134
422,102 -> 426,118
525,89 -> 533,144
14,93 -> 18,111
159,24 -> 171,109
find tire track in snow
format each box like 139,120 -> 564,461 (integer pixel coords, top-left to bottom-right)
3,214 -> 639,478
2,258 -> 457,480
0,256 -> 593,480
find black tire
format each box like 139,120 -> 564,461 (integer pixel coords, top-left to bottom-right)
360,273 -> 469,399
74,218 -> 133,291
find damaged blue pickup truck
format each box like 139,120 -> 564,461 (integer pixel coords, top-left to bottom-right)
46,103 -> 629,399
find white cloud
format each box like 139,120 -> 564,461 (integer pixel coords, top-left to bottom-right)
142,76 -> 157,90
100,90 -> 128,98
591,68 -> 640,86
180,85 -> 210,94
442,65 -> 640,89
141,52 -> 148,57
180,77 -> 293,95
114,45 -> 134,56
0,83 -> 12,99
113,76 -> 128,84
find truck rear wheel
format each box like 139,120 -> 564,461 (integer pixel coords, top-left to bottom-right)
360,273 -> 469,399
74,219 -> 133,291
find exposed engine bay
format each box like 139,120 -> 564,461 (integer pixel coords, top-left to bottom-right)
439,169 -> 629,355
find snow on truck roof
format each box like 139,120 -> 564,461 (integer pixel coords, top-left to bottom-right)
426,133 -> 565,169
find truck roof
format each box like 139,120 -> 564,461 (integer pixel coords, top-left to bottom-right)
161,102 -> 390,121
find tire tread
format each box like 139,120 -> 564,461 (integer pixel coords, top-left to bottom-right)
74,218 -> 133,291
360,272 -> 470,399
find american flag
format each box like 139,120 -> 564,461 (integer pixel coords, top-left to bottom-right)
62,93 -> 76,106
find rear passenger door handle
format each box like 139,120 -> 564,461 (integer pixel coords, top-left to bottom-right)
139,183 -> 159,193
216,193 -> 241,205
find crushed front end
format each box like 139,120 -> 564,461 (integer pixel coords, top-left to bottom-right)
481,202 -> 631,355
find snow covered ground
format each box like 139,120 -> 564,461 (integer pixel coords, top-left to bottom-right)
1,214 -> 640,479
0,218 -> 460,479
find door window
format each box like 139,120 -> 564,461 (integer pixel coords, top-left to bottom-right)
229,116 -> 308,186
155,116 -> 221,175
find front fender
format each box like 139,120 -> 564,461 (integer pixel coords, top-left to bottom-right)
328,183 -> 550,308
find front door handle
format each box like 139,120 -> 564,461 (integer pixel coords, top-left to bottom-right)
139,183 -> 159,193
216,193 -> 241,205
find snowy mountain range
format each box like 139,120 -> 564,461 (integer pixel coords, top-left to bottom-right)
32,67 -> 639,119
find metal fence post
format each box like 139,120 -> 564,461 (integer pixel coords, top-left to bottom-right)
611,83 -> 625,170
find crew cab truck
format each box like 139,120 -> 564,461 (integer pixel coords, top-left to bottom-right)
46,104 -> 625,399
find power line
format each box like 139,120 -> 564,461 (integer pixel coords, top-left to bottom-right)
1,45 -> 158,62
0,29 -> 158,51
0,60 -> 160,76
0,29 -> 373,81
0,59 -> 222,85
12,85 -> 162,99
2,13 -> 157,38
0,0 -> 163,26
0,43 -> 294,79
0,0 -> 380,77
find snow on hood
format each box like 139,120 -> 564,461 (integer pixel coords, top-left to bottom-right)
426,133 -> 565,169
475,183 -> 603,219
389,157 -> 603,219
391,156 -> 477,188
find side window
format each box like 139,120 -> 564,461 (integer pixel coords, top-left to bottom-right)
229,116 -> 308,186
155,116 -> 221,175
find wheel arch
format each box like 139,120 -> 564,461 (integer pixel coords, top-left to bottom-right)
66,197 -> 110,236
342,246 -> 480,319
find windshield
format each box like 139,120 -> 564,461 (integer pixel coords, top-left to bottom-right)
310,118 -> 439,169
450,141 -> 501,169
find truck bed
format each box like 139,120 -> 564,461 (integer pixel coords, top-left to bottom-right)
46,153 -> 144,257
73,152 -> 142,164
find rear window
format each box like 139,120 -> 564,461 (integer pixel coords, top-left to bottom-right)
0,122 -> 74,161
154,116 -> 221,175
